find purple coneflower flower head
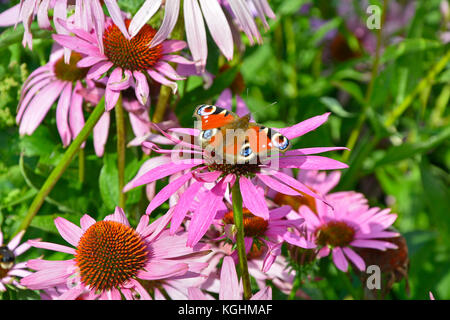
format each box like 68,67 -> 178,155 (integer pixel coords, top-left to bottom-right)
53,16 -> 192,111
188,256 -> 271,300
299,196 -> 399,272
0,230 -> 33,292
124,112 -> 348,248
16,45 -> 93,148
0,1 -> 130,51
20,207 -> 209,300
127,0 -> 275,71
221,205 -> 315,272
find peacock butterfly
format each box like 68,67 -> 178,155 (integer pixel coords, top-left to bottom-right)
193,104 -> 290,164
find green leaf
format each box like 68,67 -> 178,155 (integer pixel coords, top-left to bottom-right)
319,97 -> 355,118
330,80 -> 365,104
371,125 -> 450,169
380,39 -> 443,64
99,153 -> 119,212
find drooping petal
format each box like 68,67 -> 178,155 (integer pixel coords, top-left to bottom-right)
198,0 -> 234,60
93,111 -> 110,157
239,176 -> 269,220
146,171 -> 193,215
184,0 -> 207,70
219,256 -> 241,300
69,83 -> 85,147
129,0 -> 163,38
104,0 -> 131,39
343,247 -> 366,271
105,67 -> 123,111
332,247 -> 349,272
133,71 -> 150,105
149,0 -> 180,48
170,181 -> 204,234
56,82 -> 73,147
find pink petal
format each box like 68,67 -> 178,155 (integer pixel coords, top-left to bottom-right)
54,217 -> 83,247
149,0 -> 180,48
184,0 -> 207,70
86,61 -> 114,80
198,0 -> 234,60
343,247 -> 366,271
219,256 -> 241,300
68,83 -> 85,147
278,113 -> 331,140
187,178 -> 228,247
170,181 -> 204,234
239,176 -> 269,220
27,240 -> 76,255
124,159 -> 202,191
146,171 -> 193,215
7,230 -> 25,251
332,247 -> 349,272
19,81 -> 66,135
93,111 -> 110,157
147,69 -> 178,93
161,40 -> 187,54
56,82 -> 73,147
284,147 -> 349,156
278,155 -> 348,170
256,173 -> 302,196
138,261 -> 188,280
104,0 -> 131,39
215,88 -> 232,109
133,71 -> 150,105
154,61 -> 185,80
105,67 -> 123,111
129,0 -> 162,38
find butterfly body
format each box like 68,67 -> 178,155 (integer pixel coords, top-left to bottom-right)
193,104 -> 290,164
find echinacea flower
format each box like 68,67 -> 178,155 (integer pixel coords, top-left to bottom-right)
16,46 -> 92,148
221,205 -> 315,272
188,256 -> 271,300
125,0 -> 275,71
298,195 -> 399,272
0,230 -> 33,292
0,0 -> 123,50
124,112 -> 348,247
53,17 -> 192,111
20,207 -> 209,300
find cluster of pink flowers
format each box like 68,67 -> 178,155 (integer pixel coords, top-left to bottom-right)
0,1 -> 407,300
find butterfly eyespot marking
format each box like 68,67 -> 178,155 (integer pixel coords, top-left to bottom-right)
202,128 -> 217,141
197,105 -> 216,116
240,144 -> 253,158
271,133 -> 289,150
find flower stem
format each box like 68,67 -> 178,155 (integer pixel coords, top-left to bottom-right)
78,148 -> 85,184
115,94 -> 126,209
342,0 -> 387,162
15,97 -> 106,236
231,179 -> 252,300
152,85 -> 172,123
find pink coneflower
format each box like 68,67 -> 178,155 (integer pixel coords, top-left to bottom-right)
0,230 -> 33,292
188,256 -> 271,300
124,112 -> 348,247
20,207 -> 209,300
221,205 -> 315,272
17,46 -> 92,148
53,17 -> 192,111
0,0 -> 124,50
299,196 -> 399,272
126,0 -> 275,71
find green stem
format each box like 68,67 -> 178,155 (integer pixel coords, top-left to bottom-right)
78,148 -> 85,184
231,179 -> 252,300
152,85 -> 172,123
115,94 -> 126,209
15,97 -> 106,236
342,0 -> 387,162
384,48 -> 450,127
288,275 -> 302,300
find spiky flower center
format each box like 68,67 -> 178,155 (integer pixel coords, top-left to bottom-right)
103,20 -> 163,71
208,163 -> 260,178
273,191 -> 317,213
315,221 -> 355,248
223,208 -> 268,237
53,52 -> 89,82
0,245 -> 15,279
75,221 -> 148,292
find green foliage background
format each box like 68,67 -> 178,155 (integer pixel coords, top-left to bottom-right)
0,0 -> 449,300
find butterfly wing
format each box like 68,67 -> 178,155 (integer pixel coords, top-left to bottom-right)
193,104 -> 239,150
222,123 -> 291,164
